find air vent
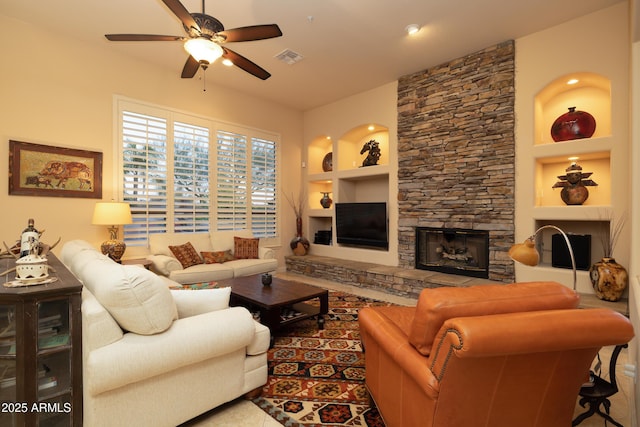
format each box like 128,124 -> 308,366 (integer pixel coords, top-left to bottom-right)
275,49 -> 304,65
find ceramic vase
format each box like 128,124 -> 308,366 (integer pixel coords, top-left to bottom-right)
560,183 -> 590,205
589,257 -> 628,302
551,107 -> 596,142
261,273 -> 272,286
290,217 -> 310,256
320,192 -> 332,209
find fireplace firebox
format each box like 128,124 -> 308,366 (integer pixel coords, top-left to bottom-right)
415,227 -> 489,279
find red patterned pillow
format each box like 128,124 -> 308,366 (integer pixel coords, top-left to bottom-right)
234,236 -> 259,259
201,250 -> 235,264
168,242 -> 203,269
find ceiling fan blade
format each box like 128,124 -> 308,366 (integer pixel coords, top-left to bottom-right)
105,34 -> 185,42
181,55 -> 200,78
161,0 -> 201,33
217,24 -> 282,43
222,47 -> 271,80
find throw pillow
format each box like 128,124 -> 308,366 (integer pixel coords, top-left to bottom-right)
201,250 -> 235,264
234,236 -> 260,259
169,242 -> 203,268
81,261 -> 178,335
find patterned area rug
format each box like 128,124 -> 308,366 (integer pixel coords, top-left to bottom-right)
252,291 -> 390,427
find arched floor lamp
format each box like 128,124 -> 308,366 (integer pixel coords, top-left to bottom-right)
509,225 -> 577,291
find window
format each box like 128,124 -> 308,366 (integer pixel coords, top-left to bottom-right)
215,131 -> 278,238
251,137 -> 277,237
117,98 -> 279,246
173,122 -> 210,233
216,130 -> 247,231
121,111 -> 169,246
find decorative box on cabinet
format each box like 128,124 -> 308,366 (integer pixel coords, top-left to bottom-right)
0,254 -> 82,427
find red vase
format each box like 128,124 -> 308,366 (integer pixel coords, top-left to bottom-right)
551,107 -> 596,142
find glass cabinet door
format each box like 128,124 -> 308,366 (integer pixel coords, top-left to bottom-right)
0,304 -> 17,427
36,299 -> 73,426
37,300 -> 70,352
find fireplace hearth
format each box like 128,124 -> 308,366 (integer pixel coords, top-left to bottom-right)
415,227 -> 489,279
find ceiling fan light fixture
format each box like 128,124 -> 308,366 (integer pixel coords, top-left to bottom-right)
405,24 -> 421,36
184,37 -> 223,64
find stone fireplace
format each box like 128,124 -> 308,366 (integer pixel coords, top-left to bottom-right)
397,41 -> 516,283
416,227 -> 490,278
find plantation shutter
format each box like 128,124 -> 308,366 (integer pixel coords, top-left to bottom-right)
173,122 -> 210,233
118,98 -> 279,245
121,111 -> 168,246
216,130 -> 248,231
251,137 -> 277,237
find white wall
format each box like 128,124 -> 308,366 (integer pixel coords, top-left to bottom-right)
0,13 -> 303,268
629,25 -> 640,427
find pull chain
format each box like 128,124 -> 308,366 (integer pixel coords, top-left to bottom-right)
201,67 -> 207,92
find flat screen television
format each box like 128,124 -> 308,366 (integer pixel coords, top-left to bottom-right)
335,202 -> 388,249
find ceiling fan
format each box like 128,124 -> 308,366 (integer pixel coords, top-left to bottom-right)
105,0 -> 282,80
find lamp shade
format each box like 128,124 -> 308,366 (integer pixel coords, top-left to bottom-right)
92,202 -> 133,225
509,224 -> 577,291
184,38 -> 223,64
508,238 -> 539,266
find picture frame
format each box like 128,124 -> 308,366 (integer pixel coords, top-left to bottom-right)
8,140 -> 103,199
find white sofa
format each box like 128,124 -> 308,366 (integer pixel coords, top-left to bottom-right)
147,230 -> 278,284
60,240 -> 270,427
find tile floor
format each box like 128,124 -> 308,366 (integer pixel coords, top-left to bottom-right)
182,272 -> 632,427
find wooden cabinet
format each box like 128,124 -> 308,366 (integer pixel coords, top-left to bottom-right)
0,255 -> 82,426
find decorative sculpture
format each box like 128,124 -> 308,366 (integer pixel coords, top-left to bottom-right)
552,161 -> 597,205
0,231 -> 61,281
360,140 -> 381,167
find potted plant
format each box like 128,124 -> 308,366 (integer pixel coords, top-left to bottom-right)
590,215 -> 628,301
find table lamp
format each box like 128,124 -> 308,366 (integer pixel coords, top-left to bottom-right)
509,225 -> 576,291
92,202 -> 133,262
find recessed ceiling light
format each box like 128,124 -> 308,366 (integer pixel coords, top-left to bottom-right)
368,125 -> 375,131
222,58 -> 233,67
405,24 -> 421,36
567,78 -> 579,85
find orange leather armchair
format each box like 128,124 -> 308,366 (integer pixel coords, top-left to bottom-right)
359,281 -> 634,427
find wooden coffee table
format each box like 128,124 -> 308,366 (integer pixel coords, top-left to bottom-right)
218,274 -> 329,341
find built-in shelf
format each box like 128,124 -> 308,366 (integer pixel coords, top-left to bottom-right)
335,164 -> 390,181
534,72 -> 611,146
305,124 -> 390,253
531,206 -> 613,221
308,208 -> 333,217
519,71 -> 624,295
533,74 -> 613,213
532,137 -> 613,159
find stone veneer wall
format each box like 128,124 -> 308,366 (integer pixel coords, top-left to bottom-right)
396,41 -> 516,282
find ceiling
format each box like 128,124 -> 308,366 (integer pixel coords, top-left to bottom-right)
0,0 -> 626,111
